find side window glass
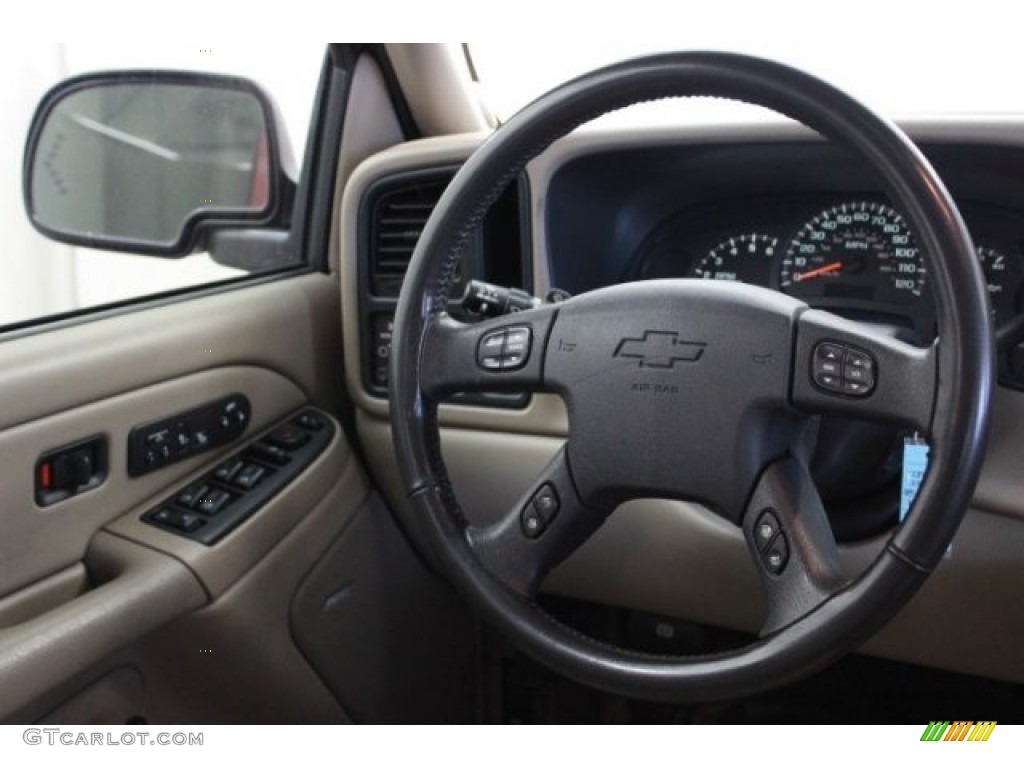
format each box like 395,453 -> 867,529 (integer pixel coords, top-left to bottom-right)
1,44 -> 324,330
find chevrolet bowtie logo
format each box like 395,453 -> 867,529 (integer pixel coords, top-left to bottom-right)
614,331 -> 706,368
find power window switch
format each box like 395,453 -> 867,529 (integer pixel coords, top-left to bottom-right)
246,441 -> 291,466
233,463 -> 266,490
176,483 -> 209,509
267,424 -> 310,450
295,412 -> 324,431
195,488 -> 231,516
214,458 -> 244,483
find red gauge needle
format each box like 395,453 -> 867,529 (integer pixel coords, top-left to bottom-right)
795,261 -> 843,282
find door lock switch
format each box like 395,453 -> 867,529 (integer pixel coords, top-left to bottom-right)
36,435 -> 108,507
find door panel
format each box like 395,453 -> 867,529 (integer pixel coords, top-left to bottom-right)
0,272 -> 372,722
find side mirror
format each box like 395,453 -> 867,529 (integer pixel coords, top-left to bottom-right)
23,71 -> 294,257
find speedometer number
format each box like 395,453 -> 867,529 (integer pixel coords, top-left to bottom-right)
780,202 -> 925,303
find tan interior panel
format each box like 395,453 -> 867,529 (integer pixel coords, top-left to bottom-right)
0,532 -> 206,721
0,272 -> 345,433
0,366 -> 306,599
0,269 -> 366,721
22,470 -> 368,725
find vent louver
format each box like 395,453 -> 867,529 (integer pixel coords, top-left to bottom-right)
369,174 -> 452,297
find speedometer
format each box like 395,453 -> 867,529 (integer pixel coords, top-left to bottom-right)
779,202 -> 926,304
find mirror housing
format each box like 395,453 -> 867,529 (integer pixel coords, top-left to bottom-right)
23,70 -> 295,257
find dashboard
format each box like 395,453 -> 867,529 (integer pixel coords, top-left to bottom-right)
543,137 -> 1024,389
340,121 -> 1024,688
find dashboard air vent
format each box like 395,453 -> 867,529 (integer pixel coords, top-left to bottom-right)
369,174 -> 452,296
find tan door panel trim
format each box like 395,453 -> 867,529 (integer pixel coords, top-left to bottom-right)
0,273 -> 343,432
0,532 -> 206,721
0,366 -> 307,600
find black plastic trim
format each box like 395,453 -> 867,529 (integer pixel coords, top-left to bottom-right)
356,165 -> 532,409
142,408 -> 335,545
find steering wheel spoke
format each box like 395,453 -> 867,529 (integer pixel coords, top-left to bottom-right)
744,456 -> 849,636
419,305 -> 559,400
466,447 -> 606,597
791,308 -> 937,432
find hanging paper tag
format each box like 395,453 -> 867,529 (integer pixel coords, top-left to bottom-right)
900,436 -> 930,522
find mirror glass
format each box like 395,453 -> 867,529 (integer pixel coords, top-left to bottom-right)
29,80 -> 270,246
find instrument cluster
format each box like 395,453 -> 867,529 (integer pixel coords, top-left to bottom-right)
629,197 -> 1024,342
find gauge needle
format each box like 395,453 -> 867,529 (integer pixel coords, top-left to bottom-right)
795,261 -> 843,282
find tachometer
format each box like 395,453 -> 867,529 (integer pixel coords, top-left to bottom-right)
692,233 -> 778,285
779,202 -> 925,304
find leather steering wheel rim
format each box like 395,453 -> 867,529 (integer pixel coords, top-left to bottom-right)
390,52 -> 993,701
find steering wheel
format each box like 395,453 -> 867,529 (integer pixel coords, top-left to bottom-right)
390,52 -> 993,701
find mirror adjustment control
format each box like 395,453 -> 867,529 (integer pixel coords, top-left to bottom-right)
812,342 -> 876,398
128,394 -> 251,477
